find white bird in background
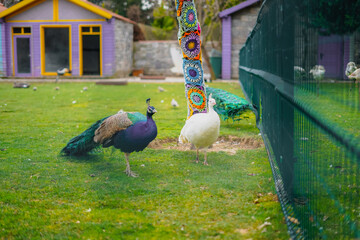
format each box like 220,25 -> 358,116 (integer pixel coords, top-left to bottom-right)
33,87 -> 37,91
348,69 -> 360,83
294,66 -> 306,82
83,87 -> 88,91
310,65 -> 325,81
55,86 -> 60,91
158,86 -> 166,92
345,62 -> 357,77
56,68 -> 71,82
179,94 -> 220,165
171,98 -> 179,108
204,73 -> 211,83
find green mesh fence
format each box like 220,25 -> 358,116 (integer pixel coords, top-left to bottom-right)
239,0 -> 360,239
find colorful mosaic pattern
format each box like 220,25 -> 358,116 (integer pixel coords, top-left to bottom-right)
185,84 -> 207,116
183,59 -> 203,86
176,0 -> 207,118
180,1 -> 198,32
180,31 -> 201,60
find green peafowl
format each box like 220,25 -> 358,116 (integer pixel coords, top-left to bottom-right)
61,98 -> 157,177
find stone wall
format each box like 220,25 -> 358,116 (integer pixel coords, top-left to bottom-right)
133,41 -> 214,76
231,3 -> 261,79
114,19 -> 134,77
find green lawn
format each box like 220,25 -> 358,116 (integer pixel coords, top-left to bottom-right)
0,81 -> 288,239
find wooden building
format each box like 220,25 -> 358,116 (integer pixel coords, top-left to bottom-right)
0,0 -> 135,78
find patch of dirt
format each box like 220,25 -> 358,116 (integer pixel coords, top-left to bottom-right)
148,135 -> 264,155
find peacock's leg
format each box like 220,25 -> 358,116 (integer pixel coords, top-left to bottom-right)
203,148 -> 209,166
124,153 -> 138,177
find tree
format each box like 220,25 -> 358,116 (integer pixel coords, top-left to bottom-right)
104,0 -> 158,24
298,0 -> 360,35
151,3 -> 177,40
127,5 -> 146,41
87,0 -> 103,5
1,0 -> 21,8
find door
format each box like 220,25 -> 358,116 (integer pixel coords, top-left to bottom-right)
82,35 -> 100,75
80,26 -> 101,76
14,36 -> 31,76
318,35 -> 349,79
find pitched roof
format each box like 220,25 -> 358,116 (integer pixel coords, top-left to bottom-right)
0,0 -> 136,24
80,0 -> 136,24
219,0 -> 260,18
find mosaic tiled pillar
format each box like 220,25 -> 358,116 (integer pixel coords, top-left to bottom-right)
176,0 -> 207,118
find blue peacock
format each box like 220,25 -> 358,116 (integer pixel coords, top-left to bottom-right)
61,98 -> 157,177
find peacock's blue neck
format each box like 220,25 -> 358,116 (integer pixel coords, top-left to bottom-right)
145,114 -> 155,125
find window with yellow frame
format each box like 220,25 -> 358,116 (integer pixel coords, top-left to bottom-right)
40,25 -> 72,76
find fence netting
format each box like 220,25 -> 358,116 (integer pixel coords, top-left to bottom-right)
239,0 -> 360,239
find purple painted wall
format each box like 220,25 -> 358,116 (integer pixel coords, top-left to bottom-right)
5,20 -> 115,77
1,23 -> 6,76
343,36 -> 350,79
9,0 -> 53,21
222,16 -> 232,79
58,0 -> 105,20
103,18 -> 115,76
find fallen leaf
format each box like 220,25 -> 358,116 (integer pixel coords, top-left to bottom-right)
287,216 -> 300,225
235,229 -> 249,235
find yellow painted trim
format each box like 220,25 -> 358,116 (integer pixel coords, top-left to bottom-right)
40,25 -> 72,76
7,19 -> 106,23
11,29 -> 15,76
8,20 -> 54,23
67,0 -> 112,19
4,0 -> 47,21
12,27 -> 32,35
11,27 -> 32,76
58,19 -> 106,22
0,0 -> 38,18
53,0 -> 59,21
12,33 -> 31,35
79,24 -> 102,76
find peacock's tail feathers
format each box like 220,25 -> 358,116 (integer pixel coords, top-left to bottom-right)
94,112 -> 133,144
205,87 -> 254,121
61,117 -> 108,156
